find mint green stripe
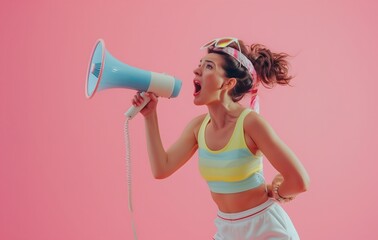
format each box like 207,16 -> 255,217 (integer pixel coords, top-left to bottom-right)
207,172 -> 265,194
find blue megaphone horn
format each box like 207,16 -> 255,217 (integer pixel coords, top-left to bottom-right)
85,39 -> 182,119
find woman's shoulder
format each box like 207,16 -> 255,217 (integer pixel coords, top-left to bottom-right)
244,109 -> 270,131
244,108 -> 260,121
190,113 -> 207,127
181,113 -> 207,131
184,113 -> 207,137
244,109 -> 277,141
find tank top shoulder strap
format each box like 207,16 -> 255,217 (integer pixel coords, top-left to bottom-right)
227,108 -> 253,150
198,114 -> 211,147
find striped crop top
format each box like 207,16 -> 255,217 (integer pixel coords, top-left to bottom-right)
198,108 -> 265,194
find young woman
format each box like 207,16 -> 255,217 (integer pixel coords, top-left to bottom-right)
132,37 -> 310,239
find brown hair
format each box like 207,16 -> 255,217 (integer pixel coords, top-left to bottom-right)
208,40 -> 292,102
247,42 -> 292,88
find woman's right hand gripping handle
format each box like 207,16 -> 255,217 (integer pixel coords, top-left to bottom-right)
131,92 -> 158,118
126,92 -> 158,119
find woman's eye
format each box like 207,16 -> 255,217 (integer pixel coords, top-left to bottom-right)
205,64 -> 213,70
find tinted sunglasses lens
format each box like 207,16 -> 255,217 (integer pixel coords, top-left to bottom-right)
216,38 -> 235,48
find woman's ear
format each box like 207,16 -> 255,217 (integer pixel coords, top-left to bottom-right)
225,78 -> 237,90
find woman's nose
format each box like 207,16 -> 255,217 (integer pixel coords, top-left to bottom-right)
193,66 -> 201,76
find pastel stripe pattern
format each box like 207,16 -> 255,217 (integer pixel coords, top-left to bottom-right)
198,109 -> 264,194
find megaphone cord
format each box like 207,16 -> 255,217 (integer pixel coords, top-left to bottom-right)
124,118 -> 138,240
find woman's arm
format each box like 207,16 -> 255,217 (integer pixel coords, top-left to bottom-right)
133,93 -> 202,179
245,113 -> 310,198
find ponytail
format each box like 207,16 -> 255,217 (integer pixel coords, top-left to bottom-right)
248,44 -> 292,88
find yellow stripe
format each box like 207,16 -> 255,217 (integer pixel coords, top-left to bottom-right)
199,163 -> 262,182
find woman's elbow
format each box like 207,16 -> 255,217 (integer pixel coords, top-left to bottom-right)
287,173 -> 310,193
152,169 -> 171,180
299,174 -> 310,193
152,171 -> 166,180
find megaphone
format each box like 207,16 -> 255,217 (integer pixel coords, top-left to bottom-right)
86,39 -> 182,119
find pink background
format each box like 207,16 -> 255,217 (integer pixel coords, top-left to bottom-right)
1,0 -> 377,239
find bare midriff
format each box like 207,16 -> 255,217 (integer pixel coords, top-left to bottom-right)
210,184 -> 269,213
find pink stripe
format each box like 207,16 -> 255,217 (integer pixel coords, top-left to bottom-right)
233,48 -> 238,58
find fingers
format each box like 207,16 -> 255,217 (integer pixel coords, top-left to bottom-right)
132,92 -> 144,106
146,92 -> 158,102
132,92 -> 158,106
271,174 -> 284,188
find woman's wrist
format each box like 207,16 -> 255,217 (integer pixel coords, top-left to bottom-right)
143,109 -> 158,121
273,184 -> 295,203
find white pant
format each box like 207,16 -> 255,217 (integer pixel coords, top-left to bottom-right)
213,199 -> 299,240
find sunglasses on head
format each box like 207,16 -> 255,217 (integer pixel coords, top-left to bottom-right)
200,37 -> 255,75
200,37 -> 242,52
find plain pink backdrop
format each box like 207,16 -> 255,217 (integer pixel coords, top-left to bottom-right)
1,0 -> 377,239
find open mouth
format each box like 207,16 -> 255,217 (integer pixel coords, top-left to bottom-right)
193,80 -> 201,96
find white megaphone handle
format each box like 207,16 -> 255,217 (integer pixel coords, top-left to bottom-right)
125,92 -> 151,119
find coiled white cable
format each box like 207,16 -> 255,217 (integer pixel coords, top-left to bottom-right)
124,118 -> 138,240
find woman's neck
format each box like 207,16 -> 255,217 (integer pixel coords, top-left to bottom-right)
206,101 -> 244,129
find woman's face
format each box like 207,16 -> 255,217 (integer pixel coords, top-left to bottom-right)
192,53 -> 228,105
